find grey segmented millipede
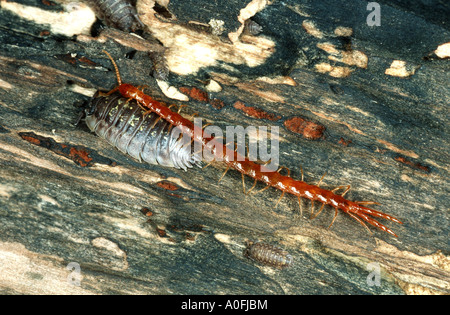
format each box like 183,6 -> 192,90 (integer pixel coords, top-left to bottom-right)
83,91 -> 201,170
244,241 -> 293,269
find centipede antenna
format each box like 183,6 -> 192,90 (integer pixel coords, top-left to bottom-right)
300,165 -> 304,181
102,50 -> 122,86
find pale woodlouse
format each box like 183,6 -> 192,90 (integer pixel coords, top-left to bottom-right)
244,241 -> 293,269
82,91 -> 201,170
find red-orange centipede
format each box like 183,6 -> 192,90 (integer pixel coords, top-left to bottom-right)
100,51 -> 403,237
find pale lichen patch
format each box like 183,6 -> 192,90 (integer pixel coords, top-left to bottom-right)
434,42 -> 450,59
302,20 -> 324,39
385,60 -> 418,78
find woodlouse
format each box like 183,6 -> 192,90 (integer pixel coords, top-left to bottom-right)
98,51 -> 403,237
244,241 -> 293,268
87,0 -> 144,32
244,20 -> 263,35
83,91 -> 201,170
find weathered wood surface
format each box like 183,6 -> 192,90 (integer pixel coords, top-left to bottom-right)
0,0 -> 449,295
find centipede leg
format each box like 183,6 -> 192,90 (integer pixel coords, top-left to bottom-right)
241,173 -> 246,194
98,87 -> 119,97
297,196 -> 303,216
203,123 -> 212,130
347,212 -> 372,234
149,116 -> 162,129
202,160 -> 215,169
356,201 -> 381,206
189,112 -> 199,120
356,211 -> 399,237
177,105 -> 187,114
327,207 -> 339,229
277,166 -> 291,177
317,172 -> 327,187
136,85 -> 149,93
246,179 -> 258,195
274,191 -> 285,208
254,184 -> 270,194
310,200 -> 315,218
332,185 -> 351,197
311,202 -> 326,219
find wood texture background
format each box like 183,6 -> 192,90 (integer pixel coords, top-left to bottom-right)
0,0 -> 449,294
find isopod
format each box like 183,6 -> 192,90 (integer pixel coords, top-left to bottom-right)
99,51 -> 403,237
87,0 -> 144,32
244,241 -> 293,268
244,20 -> 263,35
83,91 -> 201,170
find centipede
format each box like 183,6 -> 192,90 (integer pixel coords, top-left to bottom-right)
244,241 -> 293,269
91,51 -> 403,238
87,0 -> 144,32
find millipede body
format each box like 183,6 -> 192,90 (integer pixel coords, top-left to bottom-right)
84,91 -> 201,170
244,241 -> 293,268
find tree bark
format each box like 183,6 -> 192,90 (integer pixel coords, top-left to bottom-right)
0,0 -> 449,295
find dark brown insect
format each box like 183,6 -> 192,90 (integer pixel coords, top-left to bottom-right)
87,0 -> 144,32
83,91 -> 201,170
244,241 -> 293,268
